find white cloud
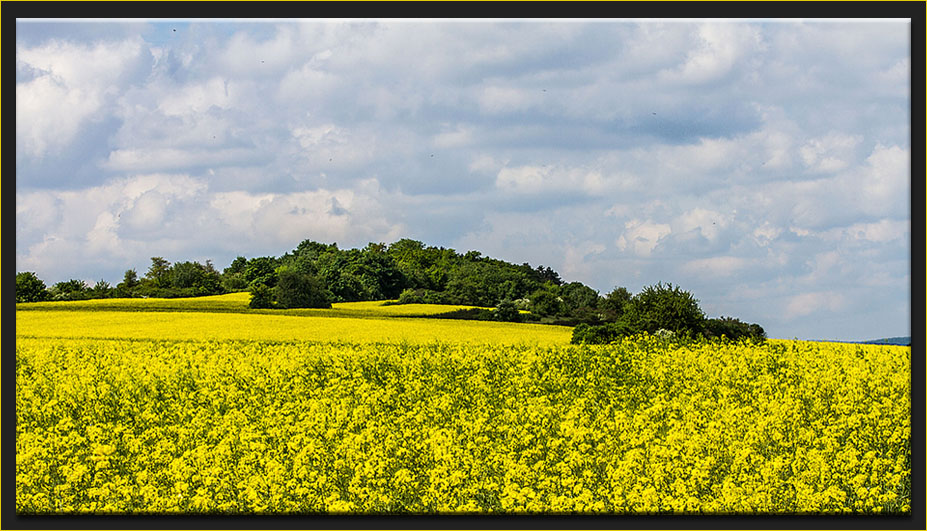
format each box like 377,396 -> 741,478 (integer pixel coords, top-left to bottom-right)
784,291 -> 847,320
856,144 -> 909,216
561,241 -> 607,283
661,23 -> 762,85
681,256 -> 748,277
277,62 -> 340,102
673,207 -> 730,242
495,164 -> 607,196
103,147 -> 259,173
846,219 -> 909,243
17,38 -> 144,157
616,219 -> 672,257
799,132 -> 862,173
157,77 -> 234,116
16,173 -> 403,283
751,222 -> 782,246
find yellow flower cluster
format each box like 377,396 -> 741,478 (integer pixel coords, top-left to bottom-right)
16,333 -> 909,514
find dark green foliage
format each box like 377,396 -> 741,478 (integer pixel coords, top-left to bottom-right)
527,287 -> 567,318
248,283 -> 276,309
396,288 -> 425,304
49,279 -> 90,301
145,257 -> 172,288
221,274 -> 249,292
560,282 -> 600,313
600,287 -> 632,319
89,279 -> 114,299
115,269 -> 140,297
16,272 -> 49,303
493,299 -> 522,322
444,261 -> 535,307
224,256 -> 248,276
570,321 -> 633,344
285,241 -> 405,303
170,260 -> 222,296
273,268 -> 332,309
221,256 -> 250,291
558,282 -> 602,324
624,282 -> 706,335
428,308 -> 496,321
532,265 -> 563,286
705,317 -> 767,342
244,256 -> 279,289
133,258 -> 225,298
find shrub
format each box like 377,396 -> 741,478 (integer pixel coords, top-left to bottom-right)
16,272 -> 50,303
624,282 -> 705,335
571,321 -> 634,344
274,268 -> 332,309
493,299 -> 522,323
249,284 -> 276,309
705,317 -> 767,342
397,288 -> 425,304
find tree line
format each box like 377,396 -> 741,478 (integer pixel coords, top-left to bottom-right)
15,237 -> 766,343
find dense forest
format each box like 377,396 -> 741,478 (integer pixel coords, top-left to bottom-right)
15,238 -> 766,343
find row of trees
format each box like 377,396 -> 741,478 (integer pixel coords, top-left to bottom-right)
15,238 -> 766,342
570,282 -> 766,344
15,258 -> 224,302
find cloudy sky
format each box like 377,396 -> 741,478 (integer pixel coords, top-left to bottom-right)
16,18 -> 911,341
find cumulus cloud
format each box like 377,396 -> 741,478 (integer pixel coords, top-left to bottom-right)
799,132 -> 863,173
17,37 -> 145,157
16,173 -> 404,283
662,22 -> 763,85
616,219 -> 672,257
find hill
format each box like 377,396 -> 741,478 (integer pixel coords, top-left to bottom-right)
17,237 -> 766,342
859,336 -> 911,346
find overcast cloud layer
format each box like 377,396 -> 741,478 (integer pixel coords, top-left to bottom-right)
15,19 -> 911,341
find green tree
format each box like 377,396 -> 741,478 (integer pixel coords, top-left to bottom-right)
224,256 -> 248,276
89,279 -> 113,299
560,282 -> 599,312
244,257 -> 279,288
115,269 -> 140,297
248,283 -> 275,309
705,317 -> 767,342
493,298 -> 522,322
222,257 -> 250,291
527,286 -> 567,317
145,257 -> 172,288
171,261 -> 201,289
16,272 -> 49,303
625,282 -> 706,335
274,267 -> 332,309
600,287 -> 632,318
570,321 -> 633,344
50,279 -> 89,301
171,260 -> 223,295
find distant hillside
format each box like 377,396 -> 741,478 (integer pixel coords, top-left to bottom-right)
17,237 -> 767,341
859,336 -> 911,346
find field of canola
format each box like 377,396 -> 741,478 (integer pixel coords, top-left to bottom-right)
15,294 -> 911,514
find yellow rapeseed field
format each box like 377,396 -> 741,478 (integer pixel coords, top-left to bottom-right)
15,299 -> 910,515
17,309 -> 570,346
